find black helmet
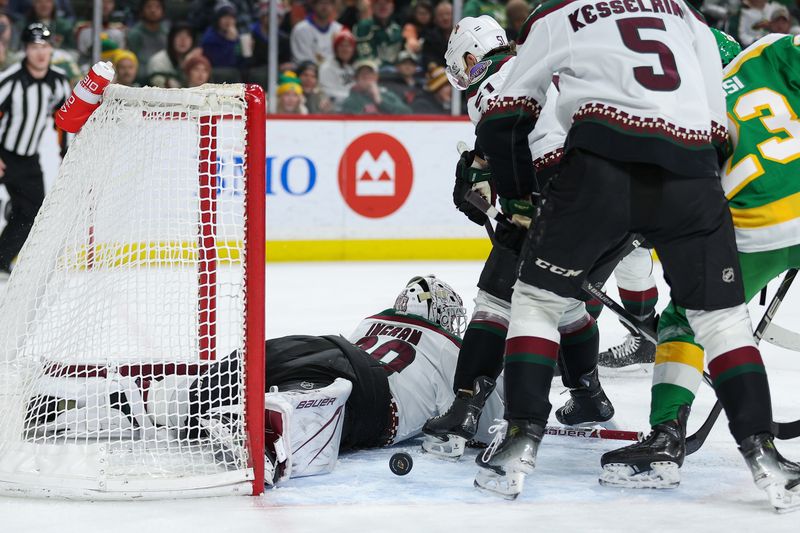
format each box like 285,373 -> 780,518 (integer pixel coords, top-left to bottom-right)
21,23 -> 51,45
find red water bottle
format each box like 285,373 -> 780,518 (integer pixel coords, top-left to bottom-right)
55,61 -> 115,133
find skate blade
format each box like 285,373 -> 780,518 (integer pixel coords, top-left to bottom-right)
765,483 -> 800,514
599,462 -> 680,489
421,435 -> 466,461
474,469 -> 525,500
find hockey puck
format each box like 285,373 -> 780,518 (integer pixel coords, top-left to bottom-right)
389,452 -> 413,476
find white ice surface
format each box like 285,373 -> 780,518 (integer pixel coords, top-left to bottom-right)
2,260 -> 800,532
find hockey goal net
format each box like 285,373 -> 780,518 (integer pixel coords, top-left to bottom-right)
0,84 -> 265,499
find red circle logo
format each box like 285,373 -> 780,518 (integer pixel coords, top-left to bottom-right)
338,133 -> 413,218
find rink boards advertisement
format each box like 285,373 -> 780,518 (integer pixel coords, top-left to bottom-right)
9,116 -> 488,262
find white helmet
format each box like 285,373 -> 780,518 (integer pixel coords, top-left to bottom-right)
393,275 -> 467,337
444,15 -> 508,90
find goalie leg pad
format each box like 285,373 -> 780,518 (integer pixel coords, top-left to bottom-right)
146,374 -> 196,428
264,378 -> 353,483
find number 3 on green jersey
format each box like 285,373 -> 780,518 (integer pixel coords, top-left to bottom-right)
720,34 -> 800,253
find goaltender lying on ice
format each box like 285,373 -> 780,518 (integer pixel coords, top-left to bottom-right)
27,275 -> 505,486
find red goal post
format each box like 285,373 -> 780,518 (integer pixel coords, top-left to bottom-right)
0,84 -> 265,499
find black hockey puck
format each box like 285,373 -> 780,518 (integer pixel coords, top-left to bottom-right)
389,452 -> 413,476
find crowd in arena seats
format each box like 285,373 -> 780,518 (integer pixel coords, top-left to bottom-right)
0,0 -> 798,114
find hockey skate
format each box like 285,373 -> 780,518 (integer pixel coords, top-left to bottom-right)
598,314 -> 658,368
474,419 -> 543,500
422,376 -> 495,459
599,406 -> 688,489
739,433 -> 800,513
555,367 -> 615,426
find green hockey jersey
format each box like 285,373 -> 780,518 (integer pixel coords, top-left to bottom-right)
722,33 -> 800,252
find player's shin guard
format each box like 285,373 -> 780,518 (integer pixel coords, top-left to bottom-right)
503,281 -> 566,425
687,305 -> 772,442
453,315 -> 507,391
558,314 -> 600,386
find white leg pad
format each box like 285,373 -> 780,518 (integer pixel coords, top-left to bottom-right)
264,378 -> 353,482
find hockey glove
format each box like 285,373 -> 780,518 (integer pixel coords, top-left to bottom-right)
499,197 -> 535,229
453,150 -> 495,226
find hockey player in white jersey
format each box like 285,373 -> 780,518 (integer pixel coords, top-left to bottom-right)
471,0 -> 785,502
423,16 -> 621,460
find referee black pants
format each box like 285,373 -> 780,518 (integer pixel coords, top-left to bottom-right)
0,149 -> 45,271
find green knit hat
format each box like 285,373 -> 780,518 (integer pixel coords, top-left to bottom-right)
277,71 -> 303,96
711,28 -> 742,68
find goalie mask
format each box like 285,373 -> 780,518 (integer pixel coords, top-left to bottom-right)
394,275 -> 467,337
445,15 -> 508,90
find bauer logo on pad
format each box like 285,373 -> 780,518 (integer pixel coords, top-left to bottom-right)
338,132 -> 413,218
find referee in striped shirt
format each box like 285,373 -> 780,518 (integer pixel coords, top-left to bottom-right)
0,23 -> 69,277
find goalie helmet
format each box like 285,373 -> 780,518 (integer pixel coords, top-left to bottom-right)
444,15 -> 508,90
393,275 -> 467,337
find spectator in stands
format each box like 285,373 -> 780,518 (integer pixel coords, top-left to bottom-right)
383,50 -> 422,107
18,0 -> 72,48
290,0 -> 342,64
421,1 -> 451,68
276,70 -> 308,114
735,0 -> 776,46
75,0 -> 127,61
336,0 -> 361,28
189,0 -> 254,34
354,0 -> 403,68
768,5 -> 800,33
297,60 -> 332,113
402,0 -> 433,55
182,52 -> 211,87
112,49 -> 139,86
147,22 -> 195,88
201,1 -> 243,80
341,59 -> 411,114
505,0 -> 529,41
319,28 -> 355,111
250,1 -> 292,72
463,0 -> 506,26
0,10 -> 20,69
9,0 -> 74,21
411,63 -> 450,114
127,0 -> 168,81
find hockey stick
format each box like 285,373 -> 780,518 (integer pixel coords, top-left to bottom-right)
686,268 -> 799,453
544,425 -> 642,442
464,190 -> 658,344
763,323 -> 800,352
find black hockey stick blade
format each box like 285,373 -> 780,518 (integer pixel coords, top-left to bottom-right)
686,400 -> 723,455
774,419 -> 800,440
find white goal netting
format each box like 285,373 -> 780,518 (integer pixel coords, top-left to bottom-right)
0,84 -> 264,499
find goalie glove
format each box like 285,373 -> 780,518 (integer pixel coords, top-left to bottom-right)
453,149 -> 495,226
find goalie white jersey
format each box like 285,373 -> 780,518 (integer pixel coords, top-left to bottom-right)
348,309 -> 503,444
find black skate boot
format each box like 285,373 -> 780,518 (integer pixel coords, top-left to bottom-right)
599,405 -> 689,489
555,367 -> 615,426
739,432 -> 800,513
474,419 -> 544,500
598,314 -> 658,368
422,376 -> 496,459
